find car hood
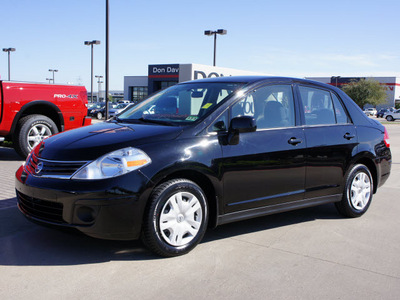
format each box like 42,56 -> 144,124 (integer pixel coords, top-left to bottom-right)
36,121 -> 183,161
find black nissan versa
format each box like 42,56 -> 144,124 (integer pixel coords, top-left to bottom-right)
15,76 -> 392,257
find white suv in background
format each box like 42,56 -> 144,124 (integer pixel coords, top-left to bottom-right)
363,108 -> 377,117
383,109 -> 400,121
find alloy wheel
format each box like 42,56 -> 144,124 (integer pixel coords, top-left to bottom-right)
27,124 -> 52,150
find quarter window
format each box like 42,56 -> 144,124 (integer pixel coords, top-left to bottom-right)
331,93 -> 350,124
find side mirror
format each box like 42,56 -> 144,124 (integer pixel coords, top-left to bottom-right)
229,116 -> 257,133
225,116 -> 256,145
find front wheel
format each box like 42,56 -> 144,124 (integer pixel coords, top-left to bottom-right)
96,112 -> 103,120
141,179 -> 208,257
335,164 -> 373,218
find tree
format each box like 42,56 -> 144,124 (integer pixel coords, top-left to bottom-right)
341,79 -> 387,109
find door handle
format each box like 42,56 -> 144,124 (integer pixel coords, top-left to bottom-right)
344,133 -> 355,140
288,137 -> 302,145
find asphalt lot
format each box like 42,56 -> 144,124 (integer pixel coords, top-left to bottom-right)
0,120 -> 399,299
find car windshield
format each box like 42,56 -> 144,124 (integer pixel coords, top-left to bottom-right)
117,82 -> 244,125
92,103 -> 104,109
115,103 -> 128,109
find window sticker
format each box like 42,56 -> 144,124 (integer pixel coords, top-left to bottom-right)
185,116 -> 199,121
201,103 -> 213,109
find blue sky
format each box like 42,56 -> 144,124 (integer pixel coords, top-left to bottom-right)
1,0 -> 399,91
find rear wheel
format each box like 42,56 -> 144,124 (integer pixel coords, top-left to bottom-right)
335,164 -> 373,218
13,114 -> 58,158
386,115 -> 394,121
141,179 -> 208,257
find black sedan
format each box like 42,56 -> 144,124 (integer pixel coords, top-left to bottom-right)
15,76 -> 391,257
88,102 -> 117,119
87,102 -> 105,119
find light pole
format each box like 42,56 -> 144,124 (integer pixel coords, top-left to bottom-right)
204,29 -> 227,66
95,75 -> 103,102
2,47 -> 16,80
48,69 -> 58,84
105,0 -> 110,119
84,40 -> 101,102
46,78 -> 53,84
332,76 -> 341,87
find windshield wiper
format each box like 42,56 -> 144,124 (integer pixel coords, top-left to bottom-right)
137,117 -> 174,126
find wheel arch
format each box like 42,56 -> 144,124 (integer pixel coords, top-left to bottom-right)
350,155 -> 378,194
10,101 -> 64,135
151,168 -> 220,229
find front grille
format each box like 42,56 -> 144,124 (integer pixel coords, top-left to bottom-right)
17,191 -> 65,224
26,153 -> 88,179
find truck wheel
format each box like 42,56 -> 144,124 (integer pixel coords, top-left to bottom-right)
13,114 -> 59,158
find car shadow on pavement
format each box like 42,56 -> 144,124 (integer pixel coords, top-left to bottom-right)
0,146 -> 23,161
0,206 -> 158,265
203,203 -> 341,243
0,202 -> 341,265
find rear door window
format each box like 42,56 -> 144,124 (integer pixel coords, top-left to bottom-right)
299,86 -> 351,125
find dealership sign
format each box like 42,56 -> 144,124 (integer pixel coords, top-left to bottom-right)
193,70 -> 225,79
148,64 -> 179,77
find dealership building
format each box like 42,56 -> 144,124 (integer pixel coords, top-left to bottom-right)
124,65 -> 399,108
124,63 -> 266,102
306,76 -> 400,108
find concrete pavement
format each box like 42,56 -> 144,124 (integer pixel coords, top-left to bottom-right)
0,146 -> 22,208
0,123 -> 399,299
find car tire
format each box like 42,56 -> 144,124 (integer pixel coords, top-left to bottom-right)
386,115 -> 394,121
96,112 -> 103,120
141,179 -> 209,257
335,164 -> 373,218
13,114 -> 59,158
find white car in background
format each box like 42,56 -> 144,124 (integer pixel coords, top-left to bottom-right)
363,108 -> 377,117
383,109 -> 400,121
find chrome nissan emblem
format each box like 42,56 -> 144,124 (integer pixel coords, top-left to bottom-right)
35,162 -> 44,174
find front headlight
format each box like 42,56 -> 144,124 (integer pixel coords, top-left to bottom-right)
72,147 -> 151,180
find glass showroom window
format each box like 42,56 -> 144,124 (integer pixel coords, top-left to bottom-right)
131,86 -> 148,103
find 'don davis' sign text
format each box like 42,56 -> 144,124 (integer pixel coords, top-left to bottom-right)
149,64 -> 180,76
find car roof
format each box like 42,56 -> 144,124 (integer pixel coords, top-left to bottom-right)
184,75 -> 333,89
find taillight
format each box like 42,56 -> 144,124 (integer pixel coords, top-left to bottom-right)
384,127 -> 390,148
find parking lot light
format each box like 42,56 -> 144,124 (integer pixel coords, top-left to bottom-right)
204,29 -> 227,66
2,47 -> 16,81
84,40 -> 101,102
95,75 -> 103,102
48,69 -> 58,84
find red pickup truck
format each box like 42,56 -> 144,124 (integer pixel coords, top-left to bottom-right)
0,81 -> 91,157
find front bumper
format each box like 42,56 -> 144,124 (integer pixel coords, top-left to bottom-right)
15,165 -> 152,240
